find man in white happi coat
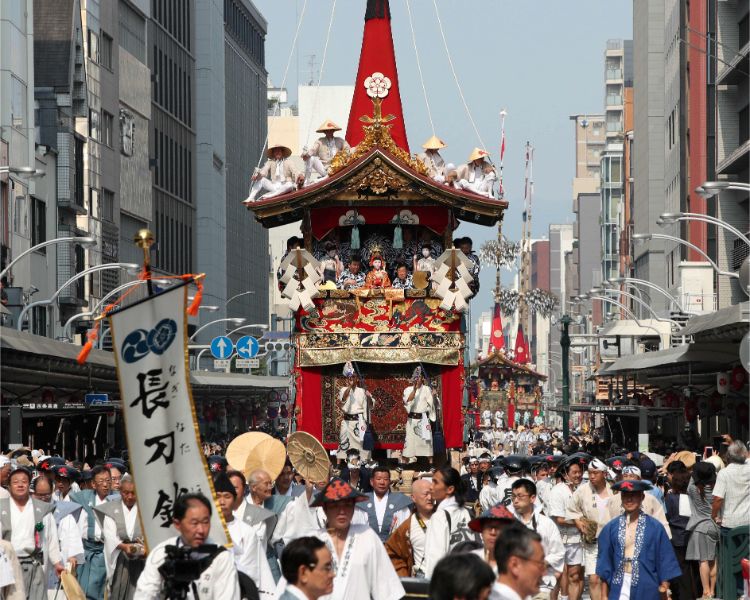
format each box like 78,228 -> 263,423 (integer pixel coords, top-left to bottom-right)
0,467 -> 64,598
509,478 -> 564,600
213,473 -> 275,596
246,144 -> 299,202
417,135 -> 448,182
301,120 -> 350,185
134,493 -> 239,600
402,367 -> 437,465
96,474 -> 145,600
337,361 -> 373,462
456,148 -> 497,198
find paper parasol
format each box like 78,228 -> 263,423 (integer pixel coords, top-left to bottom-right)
226,432 -> 271,472
286,431 -> 330,483
244,437 -> 287,481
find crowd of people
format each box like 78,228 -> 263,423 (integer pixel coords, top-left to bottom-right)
0,429 -> 748,600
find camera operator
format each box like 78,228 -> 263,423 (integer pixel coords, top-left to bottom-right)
134,493 -> 239,599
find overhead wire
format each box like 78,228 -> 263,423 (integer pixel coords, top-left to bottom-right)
431,0 -> 487,151
255,0 -> 309,169
304,0 -> 339,149
404,0 -> 435,137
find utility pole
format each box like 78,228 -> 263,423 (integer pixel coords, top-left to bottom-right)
559,314 -> 572,440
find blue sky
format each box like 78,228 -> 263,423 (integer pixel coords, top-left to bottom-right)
253,0 -> 633,337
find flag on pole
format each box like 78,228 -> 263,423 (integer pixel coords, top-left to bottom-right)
514,323 -> 530,365
498,110 -> 507,196
109,281 -> 229,550
488,303 -> 505,353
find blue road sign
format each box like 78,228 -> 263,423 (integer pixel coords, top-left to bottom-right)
236,336 -> 259,359
210,336 -> 234,360
85,393 -> 109,405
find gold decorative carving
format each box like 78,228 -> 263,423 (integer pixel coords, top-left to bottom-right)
344,164 -> 411,196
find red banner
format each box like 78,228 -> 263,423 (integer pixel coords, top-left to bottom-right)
310,206 -> 451,241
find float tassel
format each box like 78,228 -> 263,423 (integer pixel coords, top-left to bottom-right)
187,280 -> 203,316
76,329 -> 99,364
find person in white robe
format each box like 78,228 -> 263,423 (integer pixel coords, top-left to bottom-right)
337,361 -> 373,461
402,367 -> 437,464
417,136 -> 447,182
301,120 -> 350,185
456,148 -> 497,198
246,144 -> 299,202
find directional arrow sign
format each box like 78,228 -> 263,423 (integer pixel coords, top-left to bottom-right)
236,335 -> 259,359
210,336 -> 234,360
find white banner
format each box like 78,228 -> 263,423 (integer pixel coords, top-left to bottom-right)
110,282 -> 228,550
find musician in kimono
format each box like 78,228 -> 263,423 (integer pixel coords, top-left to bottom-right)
417,135 -> 448,182
336,256 -> 366,291
337,362 -> 374,462
301,120 -> 350,185
402,367 -> 437,465
596,480 -> 681,600
247,143 -> 299,202
96,474 -> 145,600
319,241 -> 343,285
0,467 -> 64,598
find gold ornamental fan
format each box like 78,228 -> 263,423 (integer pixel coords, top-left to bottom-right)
286,432 -> 331,483
244,437 -> 287,481
61,571 -> 86,600
226,432 -> 271,472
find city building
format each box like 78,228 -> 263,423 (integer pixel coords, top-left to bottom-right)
530,238 -> 550,372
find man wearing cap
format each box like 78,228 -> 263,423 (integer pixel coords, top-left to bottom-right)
385,477 -> 434,578
52,464 -> 79,503
0,467 -> 64,597
104,459 -> 126,494
247,144 -> 299,201
72,464 -> 119,599
596,480 -> 680,600
469,504 -> 516,572
96,474 -> 145,600
548,458 -> 585,600
509,478 -> 565,598
456,149 -> 497,197
306,477 -> 405,600
301,120 -> 350,184
213,473 -> 274,595
566,459 -> 613,600
337,362 -> 373,462
402,367 -> 437,465
607,466 -> 671,537
357,466 -> 412,543
417,136 -> 448,182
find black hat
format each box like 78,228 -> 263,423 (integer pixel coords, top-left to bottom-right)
310,477 -> 368,507
104,459 -> 127,472
207,455 -> 228,473
612,479 -> 652,493
52,465 -> 80,482
606,456 -> 630,472
212,473 -> 237,497
639,457 -> 657,481
692,462 -> 717,487
500,455 -> 530,474
38,456 -> 65,471
79,470 -> 94,483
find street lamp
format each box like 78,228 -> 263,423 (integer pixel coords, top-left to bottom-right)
226,323 -> 268,336
225,291 -> 256,307
17,263 -> 139,333
608,276 -> 685,313
659,212 -> 750,247
0,166 -> 44,178
188,317 -> 246,342
695,181 -> 750,198
591,287 -> 683,328
0,236 -> 96,280
632,232 -> 739,279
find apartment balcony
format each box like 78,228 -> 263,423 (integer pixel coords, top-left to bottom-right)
716,41 -> 749,86
605,69 -> 623,82
716,139 -> 750,176
605,96 -> 623,109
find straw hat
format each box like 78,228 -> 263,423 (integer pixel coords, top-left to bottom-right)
226,432 -> 271,472
244,437 -> 287,481
61,570 -> 86,600
316,120 -> 342,133
266,143 -> 292,159
422,135 -> 447,150
468,147 -> 490,162
287,431 -> 330,483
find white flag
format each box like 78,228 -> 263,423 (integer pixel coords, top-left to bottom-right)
109,282 -> 229,550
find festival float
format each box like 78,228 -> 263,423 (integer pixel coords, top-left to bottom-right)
246,0 -> 508,454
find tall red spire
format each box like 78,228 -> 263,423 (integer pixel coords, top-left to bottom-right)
488,303 -> 505,353
346,0 -> 409,152
514,323 -> 530,365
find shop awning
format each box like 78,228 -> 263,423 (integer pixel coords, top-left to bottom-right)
0,326 -> 115,367
680,302 -> 749,342
602,342 -> 739,375
598,319 -> 673,348
190,372 -> 289,389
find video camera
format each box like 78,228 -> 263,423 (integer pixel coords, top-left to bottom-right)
157,544 -> 225,599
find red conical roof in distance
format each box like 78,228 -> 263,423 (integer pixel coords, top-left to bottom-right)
346,0 -> 409,152
514,323 -> 530,365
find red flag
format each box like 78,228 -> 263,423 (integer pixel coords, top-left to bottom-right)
488,303 -> 505,352
507,402 -> 515,428
514,323 -> 530,364
345,0 -> 409,152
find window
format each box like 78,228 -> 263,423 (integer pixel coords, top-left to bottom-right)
10,76 -> 26,130
101,32 -> 113,69
119,0 -> 146,62
31,197 -> 46,248
89,109 -> 100,141
88,28 -> 99,62
75,137 -> 85,207
102,189 -> 115,222
89,188 -> 100,218
102,110 -> 114,147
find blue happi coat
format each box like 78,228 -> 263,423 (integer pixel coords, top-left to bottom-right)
596,511 -> 681,600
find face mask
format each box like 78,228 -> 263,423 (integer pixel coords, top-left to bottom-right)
422,249 -> 431,258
